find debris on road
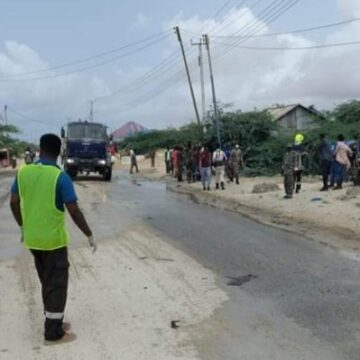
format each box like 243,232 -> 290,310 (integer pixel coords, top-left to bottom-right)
171,320 -> 180,329
252,183 -> 280,194
226,274 -> 258,286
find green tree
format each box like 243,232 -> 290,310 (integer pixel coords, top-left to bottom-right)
333,100 -> 360,124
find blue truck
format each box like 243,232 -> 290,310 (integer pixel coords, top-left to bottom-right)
61,121 -> 113,181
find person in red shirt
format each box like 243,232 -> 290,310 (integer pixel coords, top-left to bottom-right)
199,146 -> 212,190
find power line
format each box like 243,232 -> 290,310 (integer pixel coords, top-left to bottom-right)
209,0 -> 264,35
0,30 -> 172,79
210,0 -> 288,57
101,0 -> 298,109
211,17 -> 360,38
92,0 -> 299,113
213,0 -> 300,59
0,34 -> 171,82
213,0 -> 233,19
214,39 -> 360,50
6,106 -> 50,125
94,0 -> 250,103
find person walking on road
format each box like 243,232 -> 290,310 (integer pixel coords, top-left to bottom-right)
229,144 -> 243,185
129,149 -> 139,174
282,143 -> 296,199
199,146 -> 212,190
164,147 -> 172,174
9,134 -> 96,345
212,147 -> 227,190
316,134 -> 334,191
149,149 -> 156,168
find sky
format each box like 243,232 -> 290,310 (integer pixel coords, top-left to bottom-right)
0,0 -> 358,141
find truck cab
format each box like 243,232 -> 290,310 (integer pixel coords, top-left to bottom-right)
61,121 -> 112,181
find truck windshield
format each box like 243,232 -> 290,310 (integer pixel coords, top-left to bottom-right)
68,124 -> 107,140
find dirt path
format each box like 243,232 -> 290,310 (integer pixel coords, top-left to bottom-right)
0,224 -> 227,359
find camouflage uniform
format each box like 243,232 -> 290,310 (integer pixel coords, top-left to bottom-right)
293,146 -> 305,194
230,148 -> 243,184
282,150 -> 296,198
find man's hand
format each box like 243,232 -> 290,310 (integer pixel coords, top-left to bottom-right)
88,235 -> 97,254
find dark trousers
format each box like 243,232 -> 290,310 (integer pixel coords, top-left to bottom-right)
31,247 -> 69,341
334,161 -> 346,188
294,170 -> 302,193
130,163 -> 139,174
284,172 -> 294,196
321,160 -> 332,188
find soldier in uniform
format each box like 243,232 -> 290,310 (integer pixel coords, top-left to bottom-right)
282,144 -> 296,199
229,144 -> 243,185
293,133 -> 306,194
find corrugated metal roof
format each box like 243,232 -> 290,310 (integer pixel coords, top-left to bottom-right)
112,121 -> 146,140
266,104 -> 300,121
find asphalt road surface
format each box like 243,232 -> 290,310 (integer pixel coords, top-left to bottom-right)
0,170 -> 359,359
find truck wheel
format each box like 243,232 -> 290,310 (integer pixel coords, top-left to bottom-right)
103,168 -> 112,182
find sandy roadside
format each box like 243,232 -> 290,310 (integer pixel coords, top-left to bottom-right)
0,178 -> 228,360
128,152 -> 360,252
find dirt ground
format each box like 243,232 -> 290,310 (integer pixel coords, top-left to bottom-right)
0,177 -> 228,359
127,151 -> 360,252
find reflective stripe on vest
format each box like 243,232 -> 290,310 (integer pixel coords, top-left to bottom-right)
18,164 -> 69,250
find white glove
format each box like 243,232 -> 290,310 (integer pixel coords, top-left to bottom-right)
88,235 -> 97,254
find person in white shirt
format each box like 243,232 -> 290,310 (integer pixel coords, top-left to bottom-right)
212,148 -> 227,190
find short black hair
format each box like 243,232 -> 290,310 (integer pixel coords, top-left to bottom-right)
40,134 -> 61,157
338,134 -> 345,141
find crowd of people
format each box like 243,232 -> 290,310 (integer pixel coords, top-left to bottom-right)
127,132 -> 356,199
164,143 -> 243,191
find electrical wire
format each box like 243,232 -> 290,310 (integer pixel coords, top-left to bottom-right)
213,39 -> 360,50
94,0 -> 254,102
0,30 -> 172,79
212,0 -> 300,59
0,34 -> 171,82
209,0 -> 264,35
193,17 -> 360,39
6,105 -> 53,125
210,0 -> 286,57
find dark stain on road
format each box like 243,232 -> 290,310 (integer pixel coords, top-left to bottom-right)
226,274 -> 258,286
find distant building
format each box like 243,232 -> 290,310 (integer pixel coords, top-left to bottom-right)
112,121 -> 146,141
266,104 -> 323,131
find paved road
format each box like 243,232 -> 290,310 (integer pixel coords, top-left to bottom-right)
108,173 -> 360,360
1,170 -> 359,359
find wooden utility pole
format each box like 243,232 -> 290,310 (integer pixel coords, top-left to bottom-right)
89,100 -> 94,122
4,105 -> 8,125
203,34 -> 221,148
191,39 -> 206,124
174,26 -> 201,126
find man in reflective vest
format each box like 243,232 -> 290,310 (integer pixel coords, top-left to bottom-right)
10,134 -> 96,345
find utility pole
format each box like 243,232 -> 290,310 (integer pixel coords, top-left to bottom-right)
203,34 -> 221,148
191,39 -> 206,124
4,105 -> 8,125
174,26 -> 201,126
89,100 -> 94,122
